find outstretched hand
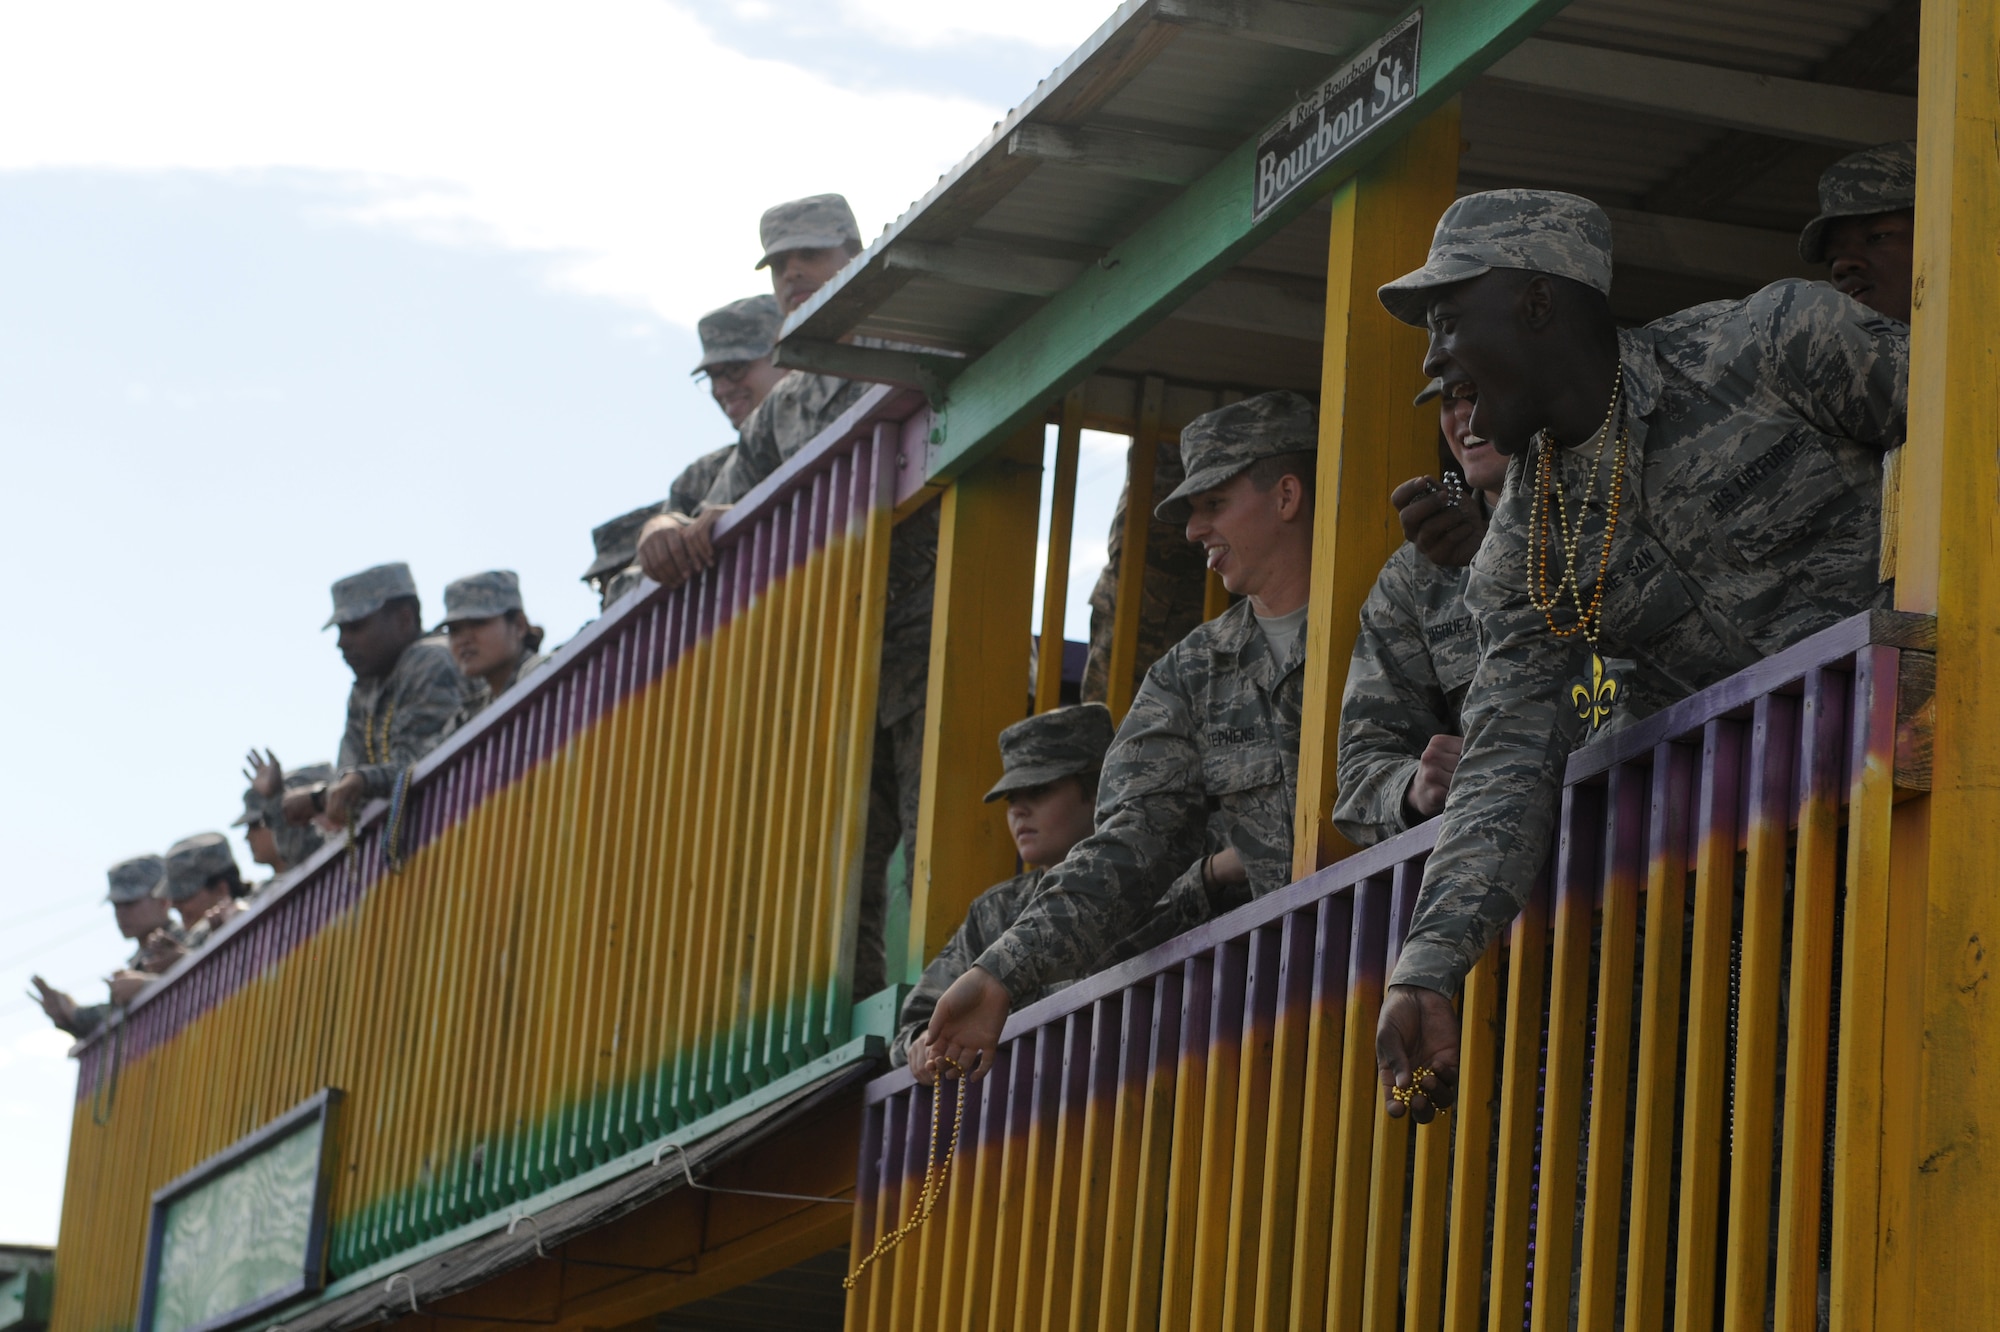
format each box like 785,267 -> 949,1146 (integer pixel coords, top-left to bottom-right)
1376,983 -> 1461,1124
29,975 -> 76,1028
243,748 -> 284,799
922,966 -> 1012,1084
1391,476 -> 1487,570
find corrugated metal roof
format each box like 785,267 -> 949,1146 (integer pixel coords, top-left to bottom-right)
790,0 -> 1912,378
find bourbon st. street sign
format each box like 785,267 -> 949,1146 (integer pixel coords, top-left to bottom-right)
1252,9 -> 1423,222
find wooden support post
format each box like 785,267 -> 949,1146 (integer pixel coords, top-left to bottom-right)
908,427 -> 1044,979
1896,1 -> 2000,1324
1037,390 -> 1085,713
1106,376 -> 1167,722
1292,99 -> 1463,879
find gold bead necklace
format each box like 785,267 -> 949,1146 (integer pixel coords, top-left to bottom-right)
1526,366 -> 1629,730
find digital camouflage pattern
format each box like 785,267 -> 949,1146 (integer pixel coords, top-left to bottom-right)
265,763 -> 333,869
1155,390 -> 1319,525
323,562 -> 419,629
693,295 -> 783,371
65,925 -> 187,1039
1377,189 -> 1615,327
438,570 -> 524,625
984,702 -> 1114,801
1392,280 -> 1907,996
892,870 -> 1073,1064
105,854 -> 165,904
756,193 -> 860,269
1799,140 -> 1917,264
701,369 -> 938,725
455,648 -> 550,727
699,364 -> 938,993
974,596 -> 1305,1003
1081,437 -> 1209,704
584,502 -> 671,586
668,446 -> 733,520
180,895 -> 246,951
159,833 -> 237,902
1333,543 -> 1480,846
599,565 -> 646,609
338,636 -> 475,800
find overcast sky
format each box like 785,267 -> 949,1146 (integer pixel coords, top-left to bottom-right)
0,0 -> 1133,1245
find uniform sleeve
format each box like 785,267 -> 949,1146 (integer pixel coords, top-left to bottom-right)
65,1003 -> 109,1040
353,648 -> 471,799
1333,552 -> 1459,847
973,653 -> 1211,1004
892,881 -> 1023,1065
701,396 -> 784,508
1389,501 -> 1590,996
1760,281 -> 1909,449
1103,855 -> 1226,963
669,445 -> 734,516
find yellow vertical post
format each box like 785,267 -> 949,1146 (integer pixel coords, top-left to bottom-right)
1293,99 -> 1463,880
1105,376 -> 1166,722
1897,0 -> 2000,1324
1037,390 -> 1085,713
908,426 -> 1044,977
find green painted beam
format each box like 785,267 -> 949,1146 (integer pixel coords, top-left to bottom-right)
925,0 -> 1571,482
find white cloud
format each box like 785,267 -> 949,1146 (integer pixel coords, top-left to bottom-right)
0,0 -> 1010,325
836,0 -> 1115,51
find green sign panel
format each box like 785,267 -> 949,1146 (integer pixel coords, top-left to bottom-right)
139,1091 -> 341,1332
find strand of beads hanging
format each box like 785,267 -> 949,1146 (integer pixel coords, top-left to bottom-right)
364,697 -> 398,767
1526,365 -> 1630,731
843,1055 -> 969,1290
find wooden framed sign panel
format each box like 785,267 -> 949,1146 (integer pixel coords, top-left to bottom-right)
137,1089 -> 343,1332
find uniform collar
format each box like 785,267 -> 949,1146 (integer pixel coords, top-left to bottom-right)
1208,597 -> 1306,686
1618,326 -> 1663,418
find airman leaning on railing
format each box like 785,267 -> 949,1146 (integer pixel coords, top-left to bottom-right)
635,192 -> 939,997
918,390 -> 1316,1080
1369,187 -> 1909,1122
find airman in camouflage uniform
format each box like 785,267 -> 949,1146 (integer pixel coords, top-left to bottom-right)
892,704 -> 1115,1065
1370,190 -> 1906,1114
1080,437 -> 1211,704
948,392 -> 1318,1015
584,502 -> 670,610
31,855 -> 183,1039
159,833 -> 247,949
287,563 -> 474,829
236,753 -> 333,874
1800,140 -> 1916,324
640,194 -> 938,995
439,570 -> 548,724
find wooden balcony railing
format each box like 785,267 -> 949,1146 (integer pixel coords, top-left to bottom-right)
848,609 -> 1933,1331
55,386 -> 935,1332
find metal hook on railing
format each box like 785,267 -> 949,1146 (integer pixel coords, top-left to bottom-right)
650,1140 -> 852,1206
384,1273 -> 420,1315
506,1211 -> 546,1258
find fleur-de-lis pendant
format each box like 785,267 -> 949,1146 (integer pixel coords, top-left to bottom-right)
1570,653 -> 1619,732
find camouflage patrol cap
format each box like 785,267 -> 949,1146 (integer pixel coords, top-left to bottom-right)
105,854 -> 166,904
1798,141 -> 1916,263
600,564 -> 647,609
1154,390 -> 1319,524
324,562 -> 418,629
159,833 -> 237,902
1378,189 -> 1614,327
438,570 -> 525,628
756,194 -> 860,269
1414,378 -> 1444,407
693,295 -> 783,374
584,501 -> 672,583
983,703 -> 1116,803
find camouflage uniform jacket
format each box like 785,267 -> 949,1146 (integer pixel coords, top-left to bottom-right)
181,897 -> 246,950
1395,280 -> 1906,996
338,636 -> 474,799
68,927 -> 187,1038
1332,543 -> 1479,846
668,444 -> 733,518
974,597 -> 1304,1003
701,370 -> 938,724
892,870 -> 1069,1065
454,649 -> 550,728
